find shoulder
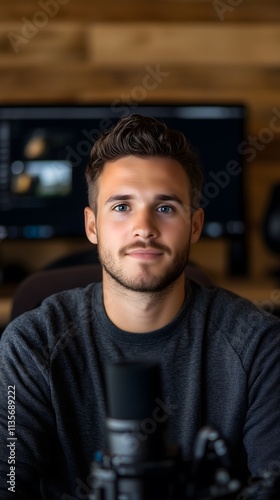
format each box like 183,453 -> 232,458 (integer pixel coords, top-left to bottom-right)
189,280 -> 280,329
189,281 -> 280,366
0,283 -> 101,364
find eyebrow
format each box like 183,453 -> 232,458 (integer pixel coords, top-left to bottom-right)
105,194 -> 185,206
105,195 -> 135,204
155,194 -> 184,205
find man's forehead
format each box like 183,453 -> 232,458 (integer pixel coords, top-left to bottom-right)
99,156 -> 190,184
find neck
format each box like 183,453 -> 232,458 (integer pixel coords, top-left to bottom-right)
102,273 -> 186,333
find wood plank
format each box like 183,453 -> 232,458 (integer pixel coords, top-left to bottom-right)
91,24 -> 280,67
0,23 -> 87,60
0,0 -> 280,23
3,22 -> 275,65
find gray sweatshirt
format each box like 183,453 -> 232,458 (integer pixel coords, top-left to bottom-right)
1,281 -> 280,499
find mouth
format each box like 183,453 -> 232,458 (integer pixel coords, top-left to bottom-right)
126,249 -> 164,260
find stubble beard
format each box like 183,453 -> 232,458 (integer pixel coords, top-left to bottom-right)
97,239 -> 191,294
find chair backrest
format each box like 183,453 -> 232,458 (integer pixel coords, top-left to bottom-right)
11,264 -> 103,320
10,262 -> 212,321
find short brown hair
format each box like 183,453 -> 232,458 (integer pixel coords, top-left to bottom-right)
85,114 -> 204,212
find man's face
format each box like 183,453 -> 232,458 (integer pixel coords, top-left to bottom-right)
85,156 -> 203,293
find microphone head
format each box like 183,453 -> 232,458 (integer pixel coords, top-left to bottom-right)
105,361 -> 168,460
105,361 -> 163,420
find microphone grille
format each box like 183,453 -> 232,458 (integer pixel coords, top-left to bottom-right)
105,361 -> 162,420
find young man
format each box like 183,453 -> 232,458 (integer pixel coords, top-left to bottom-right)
1,114 -> 280,499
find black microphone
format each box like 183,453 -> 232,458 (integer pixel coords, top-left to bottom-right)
90,361 -> 244,500
105,360 -> 169,462
90,361 -> 182,500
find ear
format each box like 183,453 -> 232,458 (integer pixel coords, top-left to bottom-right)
190,208 -> 204,244
84,207 -> 98,244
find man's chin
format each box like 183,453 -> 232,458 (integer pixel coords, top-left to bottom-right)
107,270 -> 181,293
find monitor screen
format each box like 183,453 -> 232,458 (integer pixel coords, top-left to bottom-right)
0,103 -> 246,243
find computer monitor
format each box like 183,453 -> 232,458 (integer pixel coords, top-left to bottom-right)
0,103 -> 247,273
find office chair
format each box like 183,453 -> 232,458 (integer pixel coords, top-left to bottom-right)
10,262 -> 212,321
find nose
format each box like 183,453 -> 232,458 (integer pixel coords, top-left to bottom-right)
132,208 -> 159,240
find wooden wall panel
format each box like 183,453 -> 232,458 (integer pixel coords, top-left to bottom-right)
0,22 -> 280,135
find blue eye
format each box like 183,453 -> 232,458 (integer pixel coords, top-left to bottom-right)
114,204 -> 129,212
157,206 -> 173,213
